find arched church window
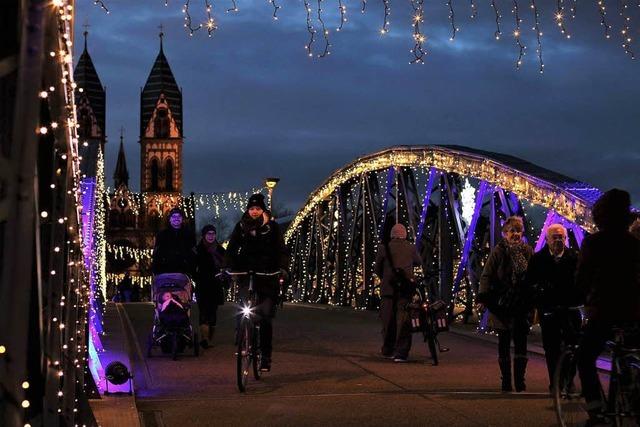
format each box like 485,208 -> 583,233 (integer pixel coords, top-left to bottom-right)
154,108 -> 169,138
165,159 -> 173,191
150,158 -> 159,191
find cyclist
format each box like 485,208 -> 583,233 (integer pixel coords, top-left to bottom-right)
225,193 -> 288,372
575,189 -> 640,425
526,223 -> 581,392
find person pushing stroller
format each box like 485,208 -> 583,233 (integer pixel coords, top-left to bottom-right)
224,193 -> 289,372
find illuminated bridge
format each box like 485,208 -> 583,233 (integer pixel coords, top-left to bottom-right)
284,145 -> 602,315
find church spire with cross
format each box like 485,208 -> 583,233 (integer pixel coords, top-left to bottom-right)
114,128 -> 129,189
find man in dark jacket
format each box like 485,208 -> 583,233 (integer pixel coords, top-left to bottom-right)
151,207 -> 196,275
576,189 -> 640,424
526,224 -> 581,391
225,193 -> 289,372
375,223 -> 422,362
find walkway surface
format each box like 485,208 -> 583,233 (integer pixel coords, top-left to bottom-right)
116,302 -> 563,427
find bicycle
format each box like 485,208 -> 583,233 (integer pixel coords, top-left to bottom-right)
554,317 -> 640,427
225,270 -> 281,393
408,288 -> 449,366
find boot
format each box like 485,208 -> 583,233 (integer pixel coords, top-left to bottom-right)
499,357 -> 513,392
199,325 -> 210,349
208,326 -> 215,346
514,356 -> 528,392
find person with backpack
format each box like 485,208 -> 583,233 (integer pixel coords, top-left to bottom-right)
374,223 -> 422,363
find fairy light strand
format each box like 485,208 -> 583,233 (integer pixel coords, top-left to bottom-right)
448,0 -> 458,40
597,0 -> 612,39
361,0 -> 367,13
226,0 -> 239,13
337,0 -> 347,31
93,0 -> 109,13
381,0 -> 391,34
470,0 -> 478,18
182,0 -> 217,37
619,0 -> 635,59
303,0 -> 316,56
491,0 -> 503,39
555,0 -> 570,39
268,0 -> 281,20
316,0 -> 331,57
512,0 -> 526,69
410,0 -> 427,64
531,0 -> 544,73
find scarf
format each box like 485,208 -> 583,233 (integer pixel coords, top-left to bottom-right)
505,241 -> 529,285
201,239 -> 223,267
241,212 -> 265,237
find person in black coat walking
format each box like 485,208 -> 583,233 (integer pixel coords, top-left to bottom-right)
526,223 -> 581,391
194,224 -> 226,348
225,193 -> 289,372
151,207 -> 196,276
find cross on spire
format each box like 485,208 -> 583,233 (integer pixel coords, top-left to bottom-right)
158,24 -> 164,50
83,20 -> 90,50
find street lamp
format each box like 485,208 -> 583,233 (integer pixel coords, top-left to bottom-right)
264,177 -> 280,212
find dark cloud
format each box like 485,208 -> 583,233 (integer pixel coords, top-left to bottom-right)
76,1 -> 640,211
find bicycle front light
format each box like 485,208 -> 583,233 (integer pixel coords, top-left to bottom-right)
241,305 -> 253,318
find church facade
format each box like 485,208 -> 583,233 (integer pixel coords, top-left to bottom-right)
74,32 -> 195,292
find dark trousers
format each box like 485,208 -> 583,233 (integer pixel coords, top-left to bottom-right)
539,309 -> 581,387
380,295 -> 412,359
497,316 -> 529,359
199,302 -> 219,327
577,320 -> 610,410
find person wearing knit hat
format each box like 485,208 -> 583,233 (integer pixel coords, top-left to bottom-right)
151,207 -> 196,275
225,193 -> 289,372
194,224 -> 226,349
374,223 -> 421,363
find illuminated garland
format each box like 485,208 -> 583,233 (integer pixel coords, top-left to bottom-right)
89,0 -> 640,69
106,243 -> 153,262
107,273 -> 154,289
512,0 -> 526,69
410,0 -> 426,64
284,146 -> 596,243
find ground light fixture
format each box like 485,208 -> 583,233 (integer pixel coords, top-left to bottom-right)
104,361 -> 133,396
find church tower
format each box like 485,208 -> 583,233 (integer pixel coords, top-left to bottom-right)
139,31 -> 183,207
74,30 -> 106,175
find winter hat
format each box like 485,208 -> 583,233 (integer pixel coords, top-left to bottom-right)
390,223 -> 407,240
246,193 -> 267,211
592,188 -> 632,231
201,224 -> 217,236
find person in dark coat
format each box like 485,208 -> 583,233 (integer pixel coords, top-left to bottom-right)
477,216 -> 534,392
151,207 -> 196,276
194,224 -> 226,349
526,223 -> 581,391
374,223 -> 422,363
225,193 -> 289,372
117,272 -> 133,302
576,189 -> 640,423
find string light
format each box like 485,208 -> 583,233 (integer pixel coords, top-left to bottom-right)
530,0 -> 544,73
303,0 -> 316,57
512,0 -> 526,69
619,0 -> 635,59
409,0 -> 426,64
491,0 -> 502,39
380,0 -> 391,34
316,0 -> 331,57
226,0 -> 239,13
337,0 -> 347,31
447,0 -> 458,40
470,0 -> 478,18
93,0 -> 109,13
267,0 -> 281,20
555,0 -> 570,39
597,0 -> 612,39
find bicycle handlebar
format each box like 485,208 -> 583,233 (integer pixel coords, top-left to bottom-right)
223,270 -> 281,277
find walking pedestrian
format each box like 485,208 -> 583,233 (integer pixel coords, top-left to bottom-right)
151,207 -> 196,276
526,223 -> 581,392
374,223 -> 422,363
225,193 -> 289,372
575,189 -> 640,425
477,216 -> 534,392
194,224 -> 226,349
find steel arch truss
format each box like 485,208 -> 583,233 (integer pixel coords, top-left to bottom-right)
285,146 -> 600,312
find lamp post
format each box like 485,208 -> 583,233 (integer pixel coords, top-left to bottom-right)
264,177 -> 280,213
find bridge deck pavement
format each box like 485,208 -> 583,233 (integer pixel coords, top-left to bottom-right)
122,303 -> 560,427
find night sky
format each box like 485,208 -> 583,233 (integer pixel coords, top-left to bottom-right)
74,1 -> 640,212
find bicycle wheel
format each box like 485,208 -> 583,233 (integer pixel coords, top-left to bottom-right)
554,348 -> 587,427
236,319 -> 252,392
610,356 -> 640,427
425,319 -> 439,366
252,325 -> 262,380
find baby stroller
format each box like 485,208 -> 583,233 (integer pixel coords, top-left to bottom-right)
147,273 -> 199,360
